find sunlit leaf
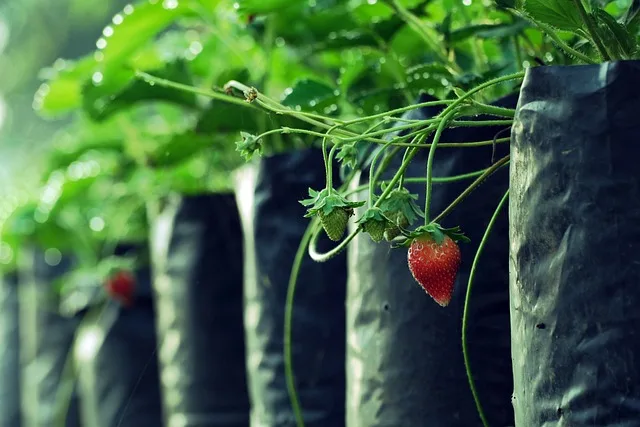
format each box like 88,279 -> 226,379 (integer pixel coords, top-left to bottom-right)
281,79 -> 340,113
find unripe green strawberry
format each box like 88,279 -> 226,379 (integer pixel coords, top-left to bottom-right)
320,208 -> 351,241
384,212 -> 410,241
363,219 -> 387,242
356,207 -> 390,243
301,188 -> 365,241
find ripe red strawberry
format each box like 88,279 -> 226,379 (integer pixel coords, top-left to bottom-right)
105,270 -> 136,308
407,234 -> 461,307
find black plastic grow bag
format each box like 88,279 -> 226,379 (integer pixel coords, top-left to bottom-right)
75,259 -> 163,427
234,149 -> 347,427
510,61 -> 640,426
150,193 -> 250,427
346,93 -> 518,426
0,272 -> 22,427
20,249 -> 81,427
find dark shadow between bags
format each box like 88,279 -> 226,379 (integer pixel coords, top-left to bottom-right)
150,193 -> 251,427
235,149 -> 347,427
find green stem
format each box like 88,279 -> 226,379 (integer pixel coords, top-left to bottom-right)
283,220 -> 316,427
340,120 -> 435,143
344,169 -> 490,199
424,111 -> 457,224
524,18 -> 596,64
397,145 -> 413,189
137,71 -> 458,149
462,189 -> 509,427
280,122 -> 509,150
136,70 -> 260,109
450,119 -> 514,127
440,71 -> 525,119
468,103 -> 516,118
257,128 -> 287,140
343,99 -> 452,127
431,155 -> 510,224
136,72 -> 352,139
308,222 -> 361,262
571,0 -> 610,61
371,136 -> 510,149
372,135 -> 429,207
322,138 -> 330,190
371,146 -> 402,190
368,141 -> 395,207
253,96 -> 344,125
513,35 -> 524,71
326,144 -> 339,191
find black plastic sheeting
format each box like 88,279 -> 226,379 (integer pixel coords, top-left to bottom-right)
510,61 -> 640,426
0,272 -> 22,427
75,259 -> 163,427
346,93 -> 518,426
234,149 -> 347,427
20,249 -> 81,427
150,193 -> 250,427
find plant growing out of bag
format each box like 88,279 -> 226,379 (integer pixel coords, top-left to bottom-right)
35,1 -> 640,427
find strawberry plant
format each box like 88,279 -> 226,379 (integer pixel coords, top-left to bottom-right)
30,0 -> 640,426
29,1 -> 531,426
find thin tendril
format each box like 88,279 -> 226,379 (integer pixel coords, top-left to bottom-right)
462,189 -> 509,427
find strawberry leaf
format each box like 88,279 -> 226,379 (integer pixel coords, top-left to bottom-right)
521,0 -> 584,33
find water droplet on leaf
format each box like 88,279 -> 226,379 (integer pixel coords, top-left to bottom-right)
92,72 -> 104,85
163,0 -> 178,10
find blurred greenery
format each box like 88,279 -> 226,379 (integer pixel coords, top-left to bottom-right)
0,0 -> 131,229
0,0 -> 586,283
0,0 -> 537,276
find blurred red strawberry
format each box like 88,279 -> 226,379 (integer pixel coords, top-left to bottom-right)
105,270 -> 136,307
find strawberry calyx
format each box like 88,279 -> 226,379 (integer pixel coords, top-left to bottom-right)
378,187 -> 423,241
300,187 -> 365,217
356,207 -> 390,242
335,143 -> 359,169
392,222 -> 470,248
378,187 -> 424,226
236,132 -> 262,161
